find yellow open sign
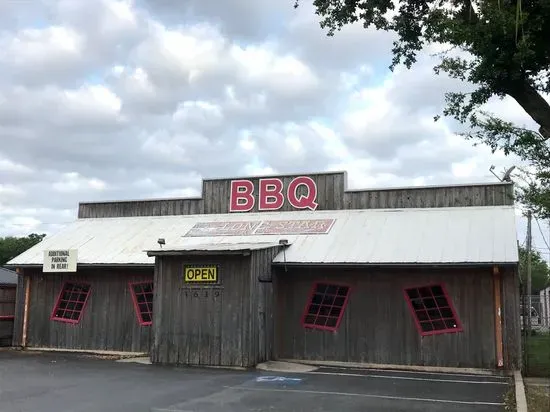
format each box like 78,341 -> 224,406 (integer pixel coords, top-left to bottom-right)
184,265 -> 218,283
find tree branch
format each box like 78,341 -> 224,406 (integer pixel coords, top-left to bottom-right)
506,80 -> 550,140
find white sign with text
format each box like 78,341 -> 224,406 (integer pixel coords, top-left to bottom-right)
43,249 -> 78,272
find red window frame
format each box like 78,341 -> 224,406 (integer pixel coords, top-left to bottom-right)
50,281 -> 92,324
129,281 -> 154,326
403,283 -> 463,336
301,282 -> 352,332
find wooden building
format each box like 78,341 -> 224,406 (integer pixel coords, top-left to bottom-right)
7,171 -> 521,370
0,267 -> 17,347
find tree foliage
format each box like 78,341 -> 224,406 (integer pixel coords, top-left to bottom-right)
518,245 -> 550,294
296,0 -> 550,216
0,233 -> 46,266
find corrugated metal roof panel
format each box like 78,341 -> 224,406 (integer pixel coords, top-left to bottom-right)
0,267 -> 17,284
7,206 -> 518,266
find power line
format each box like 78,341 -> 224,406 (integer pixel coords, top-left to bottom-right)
535,217 -> 550,252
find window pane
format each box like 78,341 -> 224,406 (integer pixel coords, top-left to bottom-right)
427,309 -> 441,320
304,315 -> 316,325
445,319 -> 458,329
416,310 -> 429,321
419,287 -> 432,298
431,285 -> 443,296
435,296 -> 449,307
302,283 -> 350,331
406,288 -> 420,299
312,294 -> 323,304
440,308 -> 453,318
420,322 -> 434,332
142,313 -> 152,323
308,304 -> 320,315
315,283 -> 328,294
405,283 -> 461,335
337,287 -> 349,296
326,285 -> 338,295
334,297 -> 345,306
322,295 -> 335,305
424,298 -> 436,309
432,320 -> 445,330
319,306 -> 331,316
330,307 -> 342,317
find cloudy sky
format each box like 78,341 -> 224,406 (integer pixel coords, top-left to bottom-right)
0,0 -> 548,259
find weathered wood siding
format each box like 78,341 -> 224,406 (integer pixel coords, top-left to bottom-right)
274,266 -> 499,369
501,268 -> 522,369
11,274 -> 25,347
20,268 -> 153,352
78,172 -> 513,218
0,285 -> 16,346
345,183 -> 514,209
249,248 -> 280,365
152,249 -> 277,367
78,198 -> 203,218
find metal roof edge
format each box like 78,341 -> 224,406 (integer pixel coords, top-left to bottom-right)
271,262 -> 519,268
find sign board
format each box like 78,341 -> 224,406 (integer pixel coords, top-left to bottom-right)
183,265 -> 219,284
43,249 -> 78,272
230,176 -> 318,212
184,219 -> 335,237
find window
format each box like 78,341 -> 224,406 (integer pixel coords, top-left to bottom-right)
302,282 -> 351,331
404,284 -> 463,336
51,282 -> 91,324
130,282 -> 154,326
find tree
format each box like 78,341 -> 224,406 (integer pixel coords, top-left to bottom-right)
0,233 -> 46,266
518,245 -> 550,294
295,0 -> 550,216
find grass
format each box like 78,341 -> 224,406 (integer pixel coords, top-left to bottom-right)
526,386 -> 550,412
503,386 -> 516,411
525,334 -> 550,377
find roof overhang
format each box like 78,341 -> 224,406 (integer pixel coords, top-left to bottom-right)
271,261 -> 519,269
146,241 -> 285,257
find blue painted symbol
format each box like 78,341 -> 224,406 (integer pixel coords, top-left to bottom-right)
256,376 -> 302,384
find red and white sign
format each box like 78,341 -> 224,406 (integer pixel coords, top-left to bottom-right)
230,176 -> 318,212
184,219 -> 335,237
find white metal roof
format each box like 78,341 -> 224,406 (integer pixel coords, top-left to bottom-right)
7,206 -> 518,267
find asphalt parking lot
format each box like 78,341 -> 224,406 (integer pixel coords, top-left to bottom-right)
0,350 -> 512,412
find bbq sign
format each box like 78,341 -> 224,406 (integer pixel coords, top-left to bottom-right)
183,264 -> 219,284
229,176 -> 318,212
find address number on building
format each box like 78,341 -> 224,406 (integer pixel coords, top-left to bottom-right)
183,265 -> 219,283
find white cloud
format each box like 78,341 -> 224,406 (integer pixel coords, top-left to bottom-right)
0,0 -> 545,263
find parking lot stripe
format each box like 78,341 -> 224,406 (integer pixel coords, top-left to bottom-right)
224,386 -> 505,407
318,366 -> 509,380
304,370 -> 509,384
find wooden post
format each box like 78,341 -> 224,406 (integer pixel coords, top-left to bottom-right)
18,268 -> 30,348
493,265 -> 504,368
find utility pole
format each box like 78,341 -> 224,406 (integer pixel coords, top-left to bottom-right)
526,210 -> 532,335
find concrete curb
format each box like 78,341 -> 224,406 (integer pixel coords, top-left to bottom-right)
256,361 -> 318,373
21,347 -> 147,358
514,370 -> 528,412
279,358 -> 510,376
